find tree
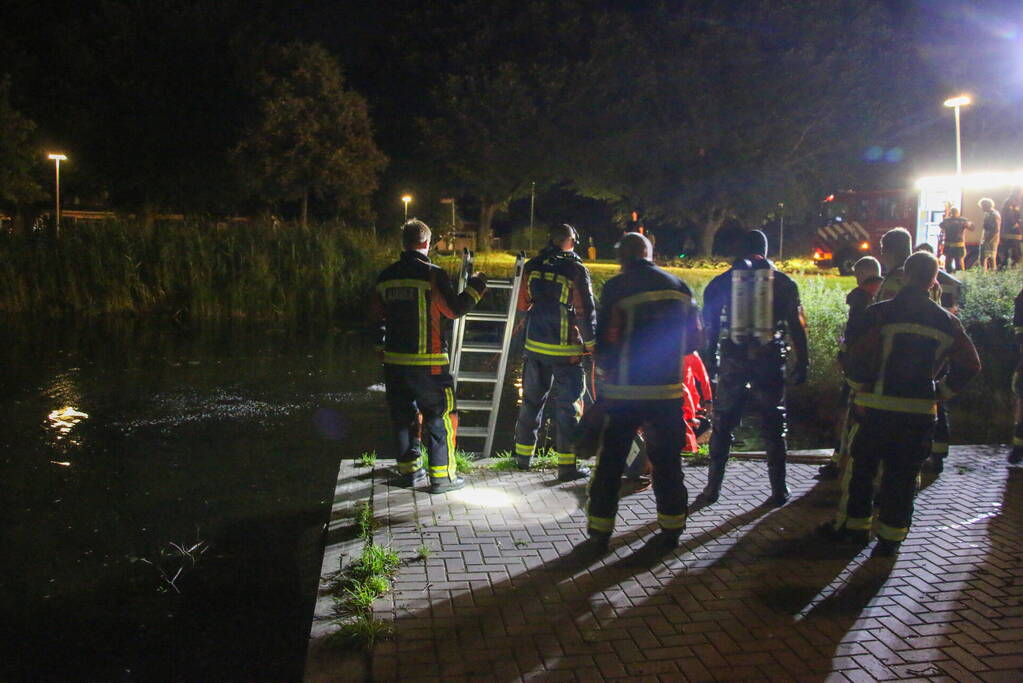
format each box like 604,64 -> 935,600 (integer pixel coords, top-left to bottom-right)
234,43 -> 387,227
0,77 -> 44,215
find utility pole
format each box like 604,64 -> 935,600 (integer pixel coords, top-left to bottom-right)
778,202 -> 785,260
528,181 -> 536,251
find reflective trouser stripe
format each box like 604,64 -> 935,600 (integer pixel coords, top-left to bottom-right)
946,241 -> 965,247
588,516 -> 614,532
398,458 -> 422,474
845,516 -> 872,531
431,465 -> 449,478
931,442 -> 949,454
1005,234 -> 1023,240
834,422 -> 860,528
441,387 -> 457,481
383,352 -> 450,366
515,443 -> 534,456
554,450 -> 575,466
657,513 -> 686,530
877,522 -> 908,542
854,393 -> 937,415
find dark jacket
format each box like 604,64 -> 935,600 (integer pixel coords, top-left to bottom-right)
939,217 -> 971,247
1015,287 -> 1023,346
371,251 -> 486,371
702,257 -> 808,367
839,276 -> 883,357
516,246 -> 596,359
595,259 -> 701,400
844,286 -> 980,415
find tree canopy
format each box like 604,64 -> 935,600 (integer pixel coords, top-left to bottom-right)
0,77 -> 43,210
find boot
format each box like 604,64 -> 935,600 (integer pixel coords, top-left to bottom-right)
429,476 -> 466,494
655,527 -> 683,549
698,456 -> 726,504
871,538 -> 901,558
581,528 -> 611,554
397,467 -> 428,489
514,455 -> 532,471
767,447 -> 790,506
557,464 -> 590,482
817,521 -> 869,545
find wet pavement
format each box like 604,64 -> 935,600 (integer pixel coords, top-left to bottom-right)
308,446 -> 1023,682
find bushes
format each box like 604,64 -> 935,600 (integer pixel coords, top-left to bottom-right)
0,219 -> 393,324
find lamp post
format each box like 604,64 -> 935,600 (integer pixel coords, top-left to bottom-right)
47,153 -> 68,236
943,95 -> 971,175
401,194 -> 412,222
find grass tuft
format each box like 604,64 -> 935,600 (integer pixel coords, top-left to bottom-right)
415,544 -> 432,560
328,616 -> 394,648
454,448 -> 476,474
356,451 -> 377,467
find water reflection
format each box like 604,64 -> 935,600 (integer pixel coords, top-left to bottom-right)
47,406 -> 88,449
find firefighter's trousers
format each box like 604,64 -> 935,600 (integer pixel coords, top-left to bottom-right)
836,408 -> 934,542
586,399 -> 687,534
1014,369 -> 1023,458
513,354 -> 585,466
709,353 -> 788,468
384,365 -> 458,483
932,402 -> 950,461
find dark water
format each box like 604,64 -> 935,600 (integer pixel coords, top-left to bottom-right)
0,319 -> 389,682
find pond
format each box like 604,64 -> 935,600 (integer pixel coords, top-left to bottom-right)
0,316 -> 891,680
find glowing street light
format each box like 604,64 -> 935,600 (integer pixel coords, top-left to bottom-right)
47,153 -> 68,235
401,194 -> 412,221
943,95 -> 971,175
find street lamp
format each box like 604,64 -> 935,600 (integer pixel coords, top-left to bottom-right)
401,194 -> 412,221
943,95 -> 971,175
47,153 -> 68,235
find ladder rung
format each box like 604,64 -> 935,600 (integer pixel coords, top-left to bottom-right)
461,341 -> 502,352
457,371 -> 500,383
458,399 -> 494,411
464,311 -> 509,322
457,426 -> 490,438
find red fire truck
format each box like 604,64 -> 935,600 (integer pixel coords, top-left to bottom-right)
812,190 -> 917,274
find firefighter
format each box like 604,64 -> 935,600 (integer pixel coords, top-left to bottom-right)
585,232 -> 702,551
1010,286 -> 1023,464
979,197 -> 1001,272
913,243 -> 965,473
1002,192 -> 1022,268
875,228 -> 941,303
938,208 -> 973,274
819,256 -> 883,479
698,230 -> 809,507
371,220 -> 488,494
512,223 -> 597,482
821,252 -> 981,556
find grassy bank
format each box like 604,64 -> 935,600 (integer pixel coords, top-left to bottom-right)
0,219 -> 393,324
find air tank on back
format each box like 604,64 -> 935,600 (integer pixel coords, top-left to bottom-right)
752,267 -> 775,344
729,260 -> 754,345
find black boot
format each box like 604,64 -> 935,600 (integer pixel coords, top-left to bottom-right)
698,456 -> 726,505
429,476 -> 466,494
557,464 -> 591,482
767,461 -> 790,506
514,455 -> 532,471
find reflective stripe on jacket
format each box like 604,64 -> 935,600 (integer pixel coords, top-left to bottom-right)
596,260 -> 701,400
844,287 -> 980,415
517,246 -> 596,358
371,251 -> 485,372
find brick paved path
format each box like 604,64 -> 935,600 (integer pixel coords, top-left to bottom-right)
309,446 -> 1023,682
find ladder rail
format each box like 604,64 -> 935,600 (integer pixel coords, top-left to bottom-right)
449,248 -> 473,389
481,252 -> 526,458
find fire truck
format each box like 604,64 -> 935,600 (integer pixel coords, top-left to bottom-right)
813,171 -> 1022,274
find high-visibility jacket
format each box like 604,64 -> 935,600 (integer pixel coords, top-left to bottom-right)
843,286 -> 980,415
595,259 -> 701,400
516,246 -> 596,358
371,251 -> 486,372
875,266 -> 942,304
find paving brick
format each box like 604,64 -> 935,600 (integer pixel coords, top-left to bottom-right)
307,447 -> 1023,682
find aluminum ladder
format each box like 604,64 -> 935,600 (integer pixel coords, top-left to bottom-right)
449,250 -> 526,458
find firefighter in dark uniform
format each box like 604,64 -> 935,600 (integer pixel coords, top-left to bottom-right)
876,228 -> 941,303
698,230 -> 809,507
513,223 -> 597,482
938,208 -> 972,274
821,252 -> 980,556
371,220 -> 488,494
913,243 -> 965,473
1010,286 -> 1023,464
585,232 -> 702,550
1002,193 -> 1022,268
